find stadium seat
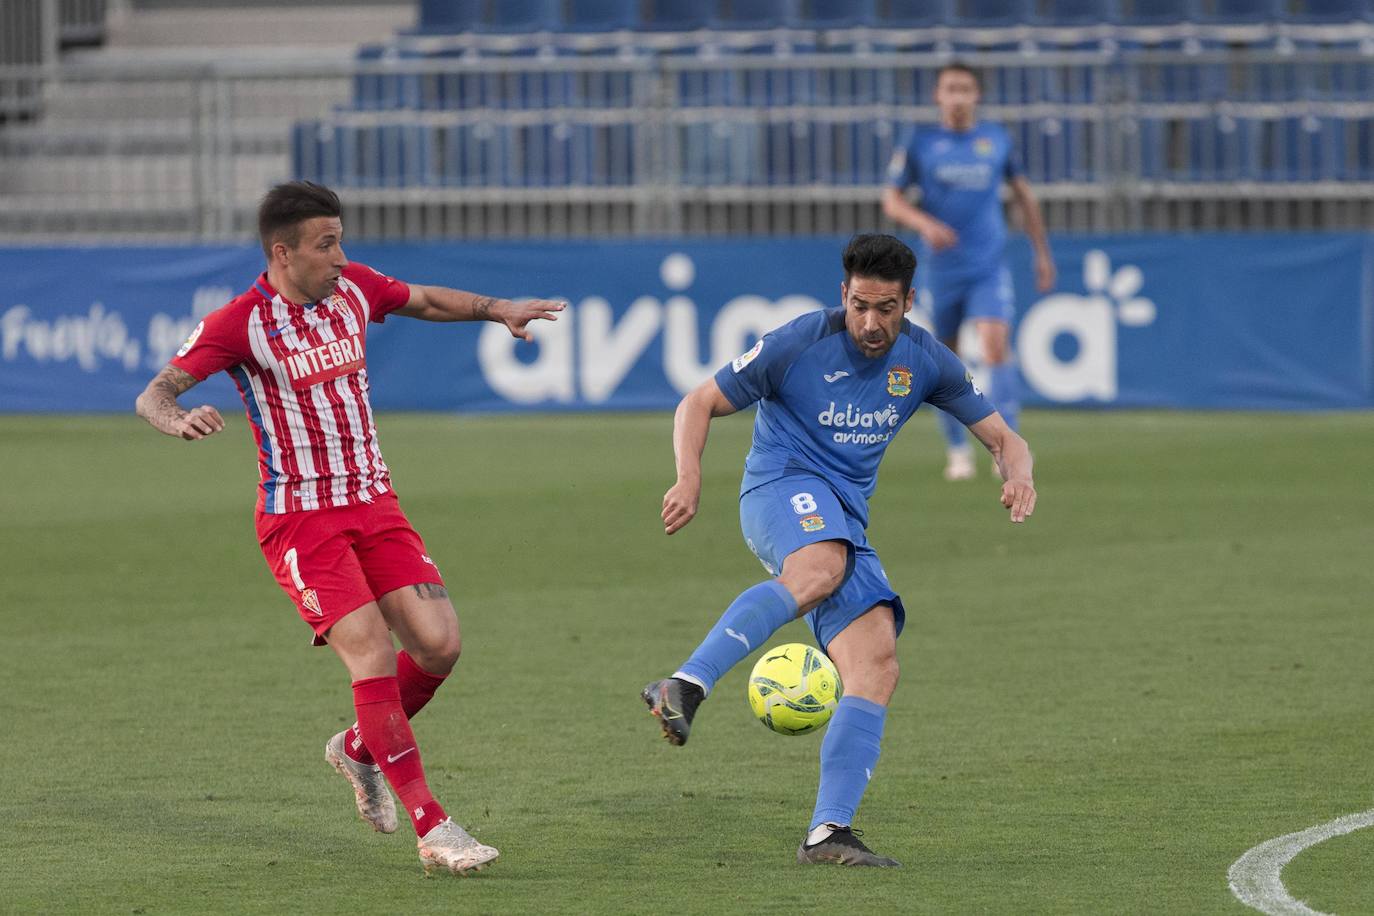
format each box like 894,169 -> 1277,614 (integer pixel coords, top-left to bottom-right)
641,0 -> 712,30
353,44 -> 427,111
1035,0 -> 1122,27
1196,0 -> 1283,23
677,119 -> 764,185
1022,116 -> 1102,182
476,0 -> 560,33
787,0 -> 877,29
1290,0 -> 1372,22
562,0 -> 639,31
1119,0 -> 1200,26
872,0 -> 954,29
951,0 -> 1035,29
417,0 -> 483,33
710,0 -> 795,30
1303,54 -> 1374,99
811,55 -> 888,105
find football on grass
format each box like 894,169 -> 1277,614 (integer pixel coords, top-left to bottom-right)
747,643 -> 841,735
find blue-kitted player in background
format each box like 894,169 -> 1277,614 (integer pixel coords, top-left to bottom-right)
642,234 -> 1037,867
882,62 -> 1055,481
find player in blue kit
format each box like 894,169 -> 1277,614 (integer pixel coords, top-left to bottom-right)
882,62 -> 1055,481
642,234 -> 1036,867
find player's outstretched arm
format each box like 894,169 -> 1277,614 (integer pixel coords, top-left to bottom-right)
968,412 -> 1036,523
135,365 -> 226,441
397,285 -> 565,340
1009,177 -> 1055,293
662,378 -> 738,536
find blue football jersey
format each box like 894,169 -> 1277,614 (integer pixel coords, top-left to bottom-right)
714,308 -> 994,528
886,122 -> 1022,278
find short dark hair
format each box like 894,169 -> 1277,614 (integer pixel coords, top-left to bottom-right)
936,61 -> 981,90
258,181 -> 341,259
842,234 -> 917,297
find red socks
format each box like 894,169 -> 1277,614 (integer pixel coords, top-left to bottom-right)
344,651 -> 448,765
351,675 -> 446,837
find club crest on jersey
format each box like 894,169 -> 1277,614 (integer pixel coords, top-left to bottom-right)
176,320 -> 205,357
974,137 -> 995,157
800,515 -> 826,533
732,339 -> 764,373
283,332 -> 365,391
301,588 -> 322,616
887,366 -> 913,397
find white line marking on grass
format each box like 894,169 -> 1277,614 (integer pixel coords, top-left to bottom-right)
1229,808 -> 1374,916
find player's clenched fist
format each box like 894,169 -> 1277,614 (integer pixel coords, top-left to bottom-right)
661,479 -> 700,535
1000,478 -> 1036,523
175,405 -> 226,441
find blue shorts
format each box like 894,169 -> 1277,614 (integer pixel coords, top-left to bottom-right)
929,263 -> 1015,342
738,474 -> 906,652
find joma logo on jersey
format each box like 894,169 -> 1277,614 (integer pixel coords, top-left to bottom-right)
284,334 -> 364,390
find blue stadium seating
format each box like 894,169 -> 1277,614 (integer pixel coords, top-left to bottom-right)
641,0 -> 712,31
353,44 -> 429,111
872,0 -> 954,29
761,118 -> 888,185
952,0 -> 1036,29
1119,0 -> 1200,26
307,1 -> 1374,193
477,0 -> 560,33
1291,0 -> 1372,21
788,0 -> 877,29
1196,0 -> 1283,23
417,0 -> 483,33
563,0 -> 640,31
1035,0 -> 1122,26
710,0 -> 796,30
409,0 -> 1374,34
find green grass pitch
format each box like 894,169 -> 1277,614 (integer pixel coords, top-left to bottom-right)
2,409 -> 1371,914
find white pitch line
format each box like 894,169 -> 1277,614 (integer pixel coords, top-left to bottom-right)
1228,808 -> 1374,916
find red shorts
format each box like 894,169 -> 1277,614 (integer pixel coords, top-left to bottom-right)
255,490 -> 445,645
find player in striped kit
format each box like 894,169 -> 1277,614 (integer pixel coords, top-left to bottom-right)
135,181 -> 563,875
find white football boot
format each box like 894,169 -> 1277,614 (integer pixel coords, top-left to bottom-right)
325,731 -> 398,834
943,445 -> 976,481
417,818 -> 500,876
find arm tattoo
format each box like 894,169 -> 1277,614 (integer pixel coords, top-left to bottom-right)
136,365 -> 200,435
159,365 -> 200,396
471,295 -> 497,321
412,583 -> 449,600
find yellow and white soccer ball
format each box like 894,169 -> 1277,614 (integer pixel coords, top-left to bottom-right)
747,643 -> 842,736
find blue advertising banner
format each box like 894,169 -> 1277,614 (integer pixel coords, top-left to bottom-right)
1,235 -> 1370,413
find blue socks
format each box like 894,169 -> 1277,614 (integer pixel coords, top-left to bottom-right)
988,362 -> 1021,433
940,360 -> 1020,449
810,696 -> 887,829
936,407 -> 967,448
675,580 -> 798,695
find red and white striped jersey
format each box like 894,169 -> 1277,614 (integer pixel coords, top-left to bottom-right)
171,262 -> 411,514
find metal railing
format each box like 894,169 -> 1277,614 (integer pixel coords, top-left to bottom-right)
2,46 -> 1374,241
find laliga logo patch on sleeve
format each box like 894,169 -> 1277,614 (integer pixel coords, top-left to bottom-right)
176,320 -> 205,357
733,339 -> 764,373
